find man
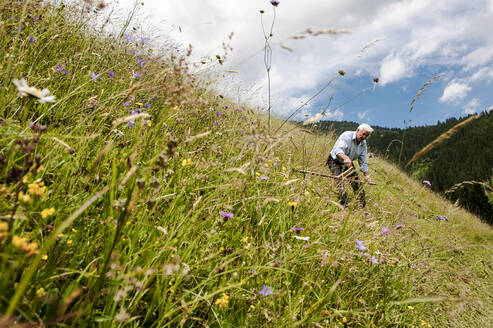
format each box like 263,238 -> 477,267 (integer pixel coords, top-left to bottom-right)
327,124 -> 373,207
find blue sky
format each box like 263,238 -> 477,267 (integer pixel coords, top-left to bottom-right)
107,0 -> 493,128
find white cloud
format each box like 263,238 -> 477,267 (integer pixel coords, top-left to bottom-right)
463,98 -> 480,114
439,82 -> 471,103
357,110 -> 368,119
379,56 -> 407,85
323,108 -> 344,120
462,45 -> 493,68
468,67 -> 493,83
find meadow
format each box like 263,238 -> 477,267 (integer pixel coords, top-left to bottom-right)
0,1 -> 492,327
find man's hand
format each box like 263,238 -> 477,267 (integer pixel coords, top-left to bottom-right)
343,157 -> 352,167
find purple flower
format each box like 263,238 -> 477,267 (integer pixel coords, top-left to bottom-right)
355,239 -> 367,251
28,36 -> 35,42
124,33 -> 135,42
133,71 -> 142,79
235,108 -> 241,112
90,73 -> 100,82
128,120 -> 135,127
137,57 -> 144,67
150,97 -> 155,101
292,227 -> 304,232
258,285 -> 273,296
145,103 -> 151,109
436,215 -> 449,222
216,112 -> 223,117
109,71 -> 115,79
260,175 -> 268,180
423,180 -> 431,187
224,105 -> 229,109
56,64 -> 68,75
140,37 -> 150,45
381,226 -> 390,236
123,101 -> 131,108
219,211 -> 234,219
394,224 -> 403,230
214,120 -> 220,126
370,256 -> 379,264
270,0 -> 280,6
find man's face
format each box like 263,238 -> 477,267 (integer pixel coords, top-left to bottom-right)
356,129 -> 370,143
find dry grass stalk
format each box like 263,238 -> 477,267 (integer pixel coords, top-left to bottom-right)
406,115 -> 479,167
409,74 -> 445,113
112,113 -> 150,126
445,180 -> 493,194
52,137 -> 75,154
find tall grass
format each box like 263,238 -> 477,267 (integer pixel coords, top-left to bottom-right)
0,2 -> 492,327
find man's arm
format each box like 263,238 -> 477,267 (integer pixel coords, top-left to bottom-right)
336,153 -> 353,168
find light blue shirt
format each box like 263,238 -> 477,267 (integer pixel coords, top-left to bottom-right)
330,131 -> 368,173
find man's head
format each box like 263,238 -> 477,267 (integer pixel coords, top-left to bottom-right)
356,123 -> 373,143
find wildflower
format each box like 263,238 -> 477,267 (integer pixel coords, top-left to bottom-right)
370,255 -> 379,264
422,180 -> 431,187
294,235 -> 309,241
67,239 -> 72,245
18,191 -> 32,203
338,69 -> 345,76
27,181 -> 46,196
109,71 -> 115,79
124,33 -> 135,42
215,293 -> 229,309
28,36 -> 36,42
41,255 -> 48,260
56,64 -> 68,75
0,221 -> 8,239
137,57 -> 144,67
292,227 -> 304,232
287,201 -> 297,208
270,0 -> 279,6
12,78 -> 56,103
123,101 -> 130,108
255,172 -> 261,176
12,236 -> 39,256
41,207 -> 55,218
128,120 -> 135,128
282,166 -> 287,171
259,285 -> 273,296
216,112 -> 223,117
355,239 -> 367,251
219,211 -> 234,219
436,215 -> 449,221
144,120 -> 152,127
408,305 -> 414,310
133,71 -> 142,79
115,307 -> 130,322
145,103 -> 151,109
373,77 -> 379,83
214,120 -> 220,125
242,236 -> 248,243
381,226 -> 390,235
36,288 -> 46,297
181,158 -> 193,167
260,175 -> 268,180
90,73 -> 100,82
342,317 -> 347,323
304,190 -> 310,196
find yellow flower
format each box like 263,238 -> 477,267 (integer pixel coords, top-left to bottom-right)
27,181 -> 46,196
0,221 -> 8,239
135,102 -> 144,107
57,233 -> 64,238
255,172 -> 260,176
249,305 -> 255,310
264,163 -> 269,168
67,239 -> 73,245
215,293 -> 229,309
12,235 -> 28,248
145,120 -> 152,127
342,317 -> 347,323
268,159 -> 273,163
408,306 -> 415,310
72,228 -> 77,232
12,236 -> 39,256
287,201 -> 298,208
282,166 -> 287,171
181,158 -> 193,167
18,191 -> 32,204
304,190 -> 310,196
41,207 -> 55,219
242,236 -> 248,243
41,255 -> 48,260
36,288 -> 46,297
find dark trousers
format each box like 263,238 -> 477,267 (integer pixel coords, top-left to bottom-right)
327,156 -> 365,207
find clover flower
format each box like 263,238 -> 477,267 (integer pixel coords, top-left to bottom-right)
12,78 -> 56,103
219,211 -> 234,219
355,239 -> 367,251
259,285 -> 273,296
381,226 -> 390,235
90,73 -> 100,82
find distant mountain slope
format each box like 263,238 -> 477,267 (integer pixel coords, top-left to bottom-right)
314,112 -> 493,223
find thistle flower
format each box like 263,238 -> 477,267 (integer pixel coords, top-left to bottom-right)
258,285 -> 273,296
219,211 -> 234,219
12,78 -> 56,103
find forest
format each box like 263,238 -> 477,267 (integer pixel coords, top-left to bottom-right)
314,111 -> 493,224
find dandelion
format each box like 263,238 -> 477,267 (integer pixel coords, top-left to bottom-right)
219,211 -> 234,219
381,226 -> 390,235
370,255 -> 379,264
109,71 -> 115,79
270,0 -> 280,6
27,181 -> 46,196
36,288 -> 46,297
422,180 -> 431,187
41,207 -> 55,219
355,239 -> 367,251
12,78 -> 56,103
215,293 -> 229,309
287,201 -> 298,208
90,73 -> 100,82
258,285 -> 273,296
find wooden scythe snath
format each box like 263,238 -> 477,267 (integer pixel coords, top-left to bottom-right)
293,167 -> 377,185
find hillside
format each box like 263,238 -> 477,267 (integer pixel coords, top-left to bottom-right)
315,116 -> 493,224
0,2 -> 492,327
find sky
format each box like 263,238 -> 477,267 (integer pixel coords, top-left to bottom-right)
106,0 -> 493,128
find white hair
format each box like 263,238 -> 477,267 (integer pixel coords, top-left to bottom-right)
357,123 -> 373,134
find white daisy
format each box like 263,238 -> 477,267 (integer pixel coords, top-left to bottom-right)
12,78 -> 56,103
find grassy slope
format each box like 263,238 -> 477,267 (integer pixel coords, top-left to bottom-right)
0,2 -> 492,327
